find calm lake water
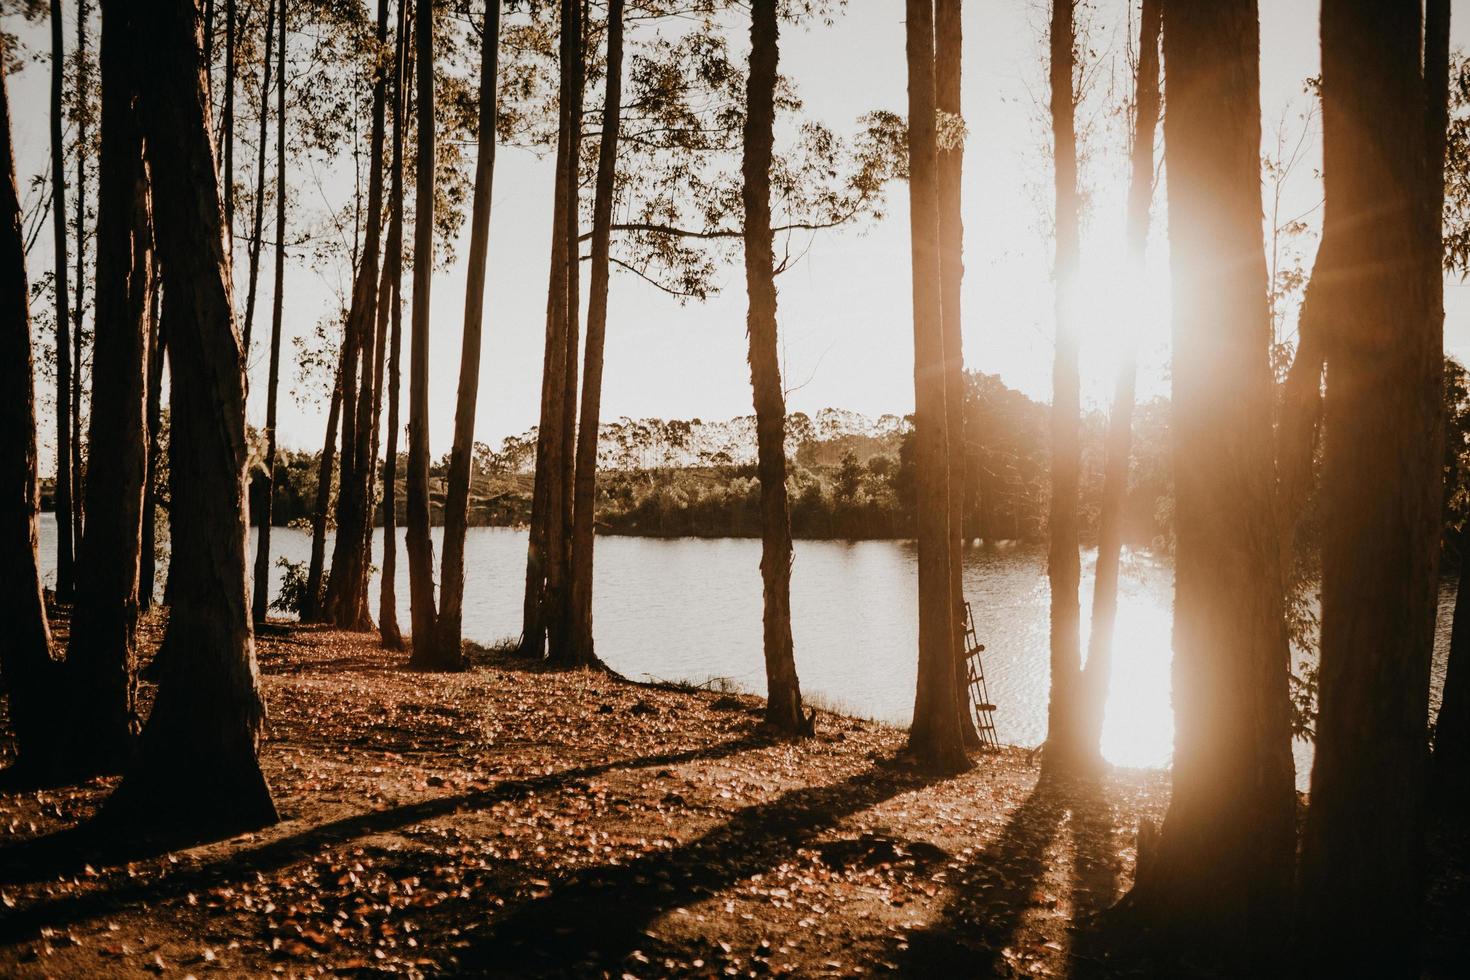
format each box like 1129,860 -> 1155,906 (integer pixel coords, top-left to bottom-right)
36,515 -> 1452,789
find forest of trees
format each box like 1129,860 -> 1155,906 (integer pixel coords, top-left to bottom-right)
1,0 -> 1469,974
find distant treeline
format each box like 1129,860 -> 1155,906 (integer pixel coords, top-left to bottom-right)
39,362 -> 1470,558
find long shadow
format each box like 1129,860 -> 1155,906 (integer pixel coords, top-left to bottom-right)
900,773 -> 1123,976
452,757 -> 940,977
1067,778 -> 1124,978
0,733 -> 771,947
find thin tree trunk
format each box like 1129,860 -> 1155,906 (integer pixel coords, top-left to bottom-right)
0,47 -> 60,775
935,0 -> 977,748
433,0 -> 499,668
71,0 -> 87,555
139,270 -> 163,612
543,0 -> 583,663
60,0 -> 152,777
303,354 -> 343,621
324,0 -> 391,631
404,0 -> 439,660
566,0 -> 623,668
741,0 -> 805,735
250,0 -> 287,626
1043,0 -> 1084,775
378,0 -> 408,652
1299,2 -> 1448,973
240,0 -> 273,354
1077,0 -> 1160,769
49,0 -> 76,601
105,0 -> 277,834
518,0 -> 575,659
904,0 -> 965,773
1120,1 -> 1295,963
222,0 -> 235,239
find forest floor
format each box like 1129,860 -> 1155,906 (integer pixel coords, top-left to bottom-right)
0,615 -> 1466,979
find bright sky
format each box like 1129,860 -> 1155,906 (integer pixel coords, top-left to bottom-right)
9,1 -> 1470,461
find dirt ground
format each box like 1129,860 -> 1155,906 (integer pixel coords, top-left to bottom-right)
0,617 -> 1465,978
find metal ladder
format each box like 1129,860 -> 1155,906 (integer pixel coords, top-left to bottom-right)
961,601 -> 1001,750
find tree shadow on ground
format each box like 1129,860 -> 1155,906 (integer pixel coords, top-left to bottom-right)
0,734 -> 771,946
899,772 -> 1125,977
452,756 -> 940,977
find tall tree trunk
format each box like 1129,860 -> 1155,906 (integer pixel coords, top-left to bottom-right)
742,0 -> 805,735
565,0 -> 623,668
518,0 -> 575,660
60,2 -> 152,777
432,0 -> 499,669
904,0 -> 965,773
543,0 -> 583,664
222,0 -> 235,240
0,47 -> 60,775
139,272 -> 163,612
250,0 -> 287,626
240,0 -> 273,354
1299,2 -> 1448,973
1121,1 -> 1295,962
50,0 -> 76,601
1043,0 -> 1084,775
403,0 -> 438,660
934,0 -> 977,748
303,356 -> 344,620
324,0 -> 391,631
378,0 -> 408,652
105,0 -> 277,834
1077,0 -> 1160,769
71,0 -> 87,555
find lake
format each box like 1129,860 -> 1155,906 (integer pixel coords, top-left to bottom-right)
35,515 -> 1453,789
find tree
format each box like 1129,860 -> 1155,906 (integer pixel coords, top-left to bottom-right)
59,0 -> 152,775
70,0 -> 88,556
934,0 -> 976,748
563,0 -> 624,668
378,0 -> 408,652
904,0 -> 965,772
0,39 -> 60,777
303,356 -> 344,620
250,0 -> 286,625
433,0 -> 500,668
404,0 -> 438,661
1076,0 -> 1161,769
1121,0 -> 1295,961
239,0 -> 274,352
138,266 -> 163,611
323,0 -> 392,631
102,0 -> 276,833
1298,1 -> 1448,973
1042,0 -> 1083,775
49,0 -> 76,601
740,0 -> 806,734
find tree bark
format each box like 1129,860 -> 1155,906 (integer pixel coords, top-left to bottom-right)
404,0 -> 439,661
518,0 -> 576,660
378,0 -> 409,652
565,0 -> 624,668
250,0 -> 287,626
741,0 -> 806,735
1299,2 -> 1447,973
1043,0 -> 1084,776
303,355 -> 343,621
1077,0 -> 1160,769
139,262 -> 163,612
903,0 -> 965,771
1121,1 -> 1295,962
934,0 -> 977,748
433,0 -> 500,669
239,0 -> 273,354
50,0 -> 76,602
324,0 -> 392,631
0,46 -> 61,775
544,0 -> 584,665
105,0 -> 277,834
71,0 -> 87,555
60,1 -> 153,776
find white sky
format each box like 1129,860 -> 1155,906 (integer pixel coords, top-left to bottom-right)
10,0 -> 1470,462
